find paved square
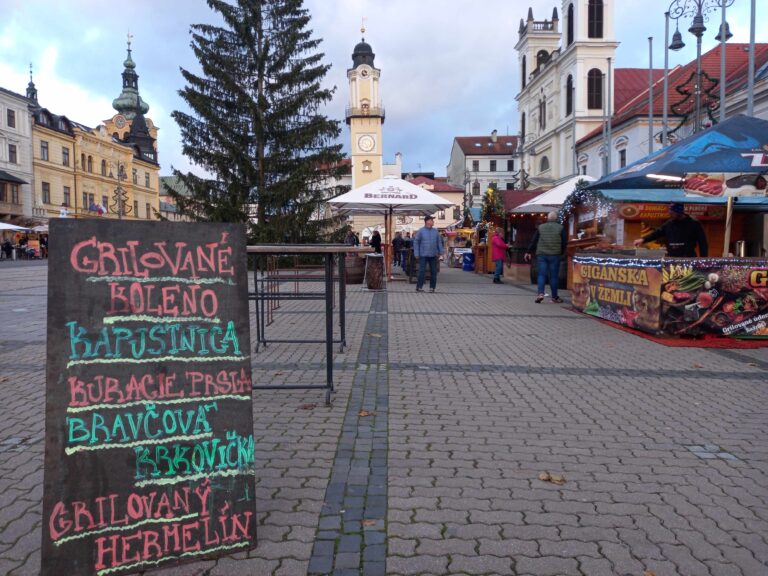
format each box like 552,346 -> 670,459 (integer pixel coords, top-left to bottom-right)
0,260 -> 766,575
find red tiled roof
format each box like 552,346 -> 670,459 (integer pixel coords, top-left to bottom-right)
579,43 -> 768,145
409,175 -> 464,193
614,68 -> 665,112
455,135 -> 519,156
501,190 -> 541,211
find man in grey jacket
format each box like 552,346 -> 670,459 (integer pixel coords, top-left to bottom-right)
414,215 -> 444,292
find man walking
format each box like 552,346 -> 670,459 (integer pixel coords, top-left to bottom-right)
392,231 -> 405,268
414,215 -> 444,292
525,211 -> 566,303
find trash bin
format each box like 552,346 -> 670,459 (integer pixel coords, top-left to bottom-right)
462,253 -> 475,271
364,253 -> 385,290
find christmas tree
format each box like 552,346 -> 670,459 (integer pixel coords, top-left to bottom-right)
481,183 -> 504,223
168,0 -> 348,242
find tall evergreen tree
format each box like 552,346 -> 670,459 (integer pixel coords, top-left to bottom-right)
168,0 -> 348,242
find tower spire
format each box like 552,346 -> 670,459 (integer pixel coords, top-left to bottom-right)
26,62 -> 38,103
112,35 -> 149,119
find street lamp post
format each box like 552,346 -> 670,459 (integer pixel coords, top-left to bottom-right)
667,0 -> 734,133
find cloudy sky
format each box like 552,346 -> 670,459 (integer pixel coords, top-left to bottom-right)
2,0 -> 764,177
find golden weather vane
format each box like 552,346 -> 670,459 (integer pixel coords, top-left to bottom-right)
361,17 -> 367,36
127,30 -> 133,49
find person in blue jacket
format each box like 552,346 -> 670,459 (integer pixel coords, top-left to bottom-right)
413,215 -> 444,292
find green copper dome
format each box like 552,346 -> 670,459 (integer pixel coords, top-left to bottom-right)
112,46 -> 149,119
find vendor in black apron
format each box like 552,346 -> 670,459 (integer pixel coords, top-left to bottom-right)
633,203 -> 708,257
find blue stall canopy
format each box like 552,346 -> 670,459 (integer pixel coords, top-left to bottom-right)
596,188 -> 768,210
587,115 -> 768,192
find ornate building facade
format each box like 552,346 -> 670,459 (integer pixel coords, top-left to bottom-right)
515,1 -> 618,185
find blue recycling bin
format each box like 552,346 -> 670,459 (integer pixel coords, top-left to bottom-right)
462,253 -> 475,271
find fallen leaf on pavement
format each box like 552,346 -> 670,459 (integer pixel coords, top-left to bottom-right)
692,364 -> 703,369
298,403 -> 317,411
643,571 -> 657,576
358,410 -> 376,417
0,376 -> 7,383
747,363 -> 758,367
538,471 -> 566,485
362,520 -> 377,527
367,333 -> 382,338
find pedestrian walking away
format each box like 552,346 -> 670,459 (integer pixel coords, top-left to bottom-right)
525,211 -> 566,303
633,202 -> 708,257
491,227 -> 509,284
392,231 -> 404,268
414,215 -> 444,292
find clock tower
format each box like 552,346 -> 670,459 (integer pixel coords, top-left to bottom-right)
347,28 -> 384,189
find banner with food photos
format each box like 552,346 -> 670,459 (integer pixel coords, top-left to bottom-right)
683,172 -> 768,198
660,259 -> 768,338
571,256 -> 664,334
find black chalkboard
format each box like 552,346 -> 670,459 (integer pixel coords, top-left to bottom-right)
42,220 -> 257,576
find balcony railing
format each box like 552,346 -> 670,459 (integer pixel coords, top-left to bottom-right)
0,200 -> 23,216
519,20 -> 556,37
345,106 -> 386,123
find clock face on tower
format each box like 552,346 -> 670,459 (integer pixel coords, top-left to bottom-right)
358,134 -> 376,153
360,67 -> 370,78
114,115 -> 126,129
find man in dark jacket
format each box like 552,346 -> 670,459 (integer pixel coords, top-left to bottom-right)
633,203 -> 708,257
525,211 -> 566,303
392,232 -> 405,268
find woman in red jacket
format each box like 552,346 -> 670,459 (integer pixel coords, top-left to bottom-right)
491,227 -> 509,284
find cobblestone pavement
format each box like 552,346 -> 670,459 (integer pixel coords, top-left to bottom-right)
0,260 -> 766,575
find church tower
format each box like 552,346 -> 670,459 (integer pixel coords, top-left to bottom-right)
346,26 -> 384,189
515,2 -> 618,182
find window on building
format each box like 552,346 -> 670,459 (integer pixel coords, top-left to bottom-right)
566,75 -> 574,116
87,156 -> 93,173
102,195 -> 109,213
588,0 -> 604,38
82,192 -> 88,210
587,69 -> 603,109
41,141 -> 49,161
506,182 -> 515,190
63,186 -> 70,207
437,209 -> 445,219
540,156 -> 550,172
490,160 -> 497,172
507,160 -> 514,171
536,50 -> 549,69
472,181 -> 480,195
81,153 -> 86,170
521,113 -> 526,140
539,98 -> 546,130
567,3 -> 574,45
472,160 -> 479,172
521,55 -> 527,89
62,147 -> 70,167
101,159 -> 107,176
145,172 -> 150,188
146,203 -> 152,219
619,149 -> 627,168
362,160 -> 372,172
134,200 -> 139,217
0,183 -> 5,202
10,183 -> 19,204
42,182 -> 51,204
581,165 -> 587,175
7,109 -> 15,128
8,144 -> 17,164
132,168 -> 138,184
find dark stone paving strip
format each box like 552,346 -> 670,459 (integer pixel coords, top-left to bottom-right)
390,362 -> 767,379
709,348 -> 768,371
390,311 -> 587,319
308,291 -> 388,576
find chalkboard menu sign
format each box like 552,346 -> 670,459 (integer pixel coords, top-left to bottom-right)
42,220 -> 257,576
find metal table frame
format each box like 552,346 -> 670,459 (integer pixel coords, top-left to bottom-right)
247,244 -> 368,405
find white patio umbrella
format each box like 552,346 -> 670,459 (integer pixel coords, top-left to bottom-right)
515,175 -> 596,213
0,223 -> 30,232
328,176 -> 454,279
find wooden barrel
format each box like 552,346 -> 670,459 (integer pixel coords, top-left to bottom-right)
365,254 -> 385,290
345,254 -> 365,284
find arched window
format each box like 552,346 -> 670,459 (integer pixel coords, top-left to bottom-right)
540,156 -> 550,172
588,0 -> 604,38
567,3 -> 574,45
87,155 -> 93,173
566,75 -> 574,116
520,113 -> 526,140
80,153 -> 86,170
521,56 -> 527,89
587,69 -> 603,110
101,159 -> 107,176
536,50 -> 549,69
